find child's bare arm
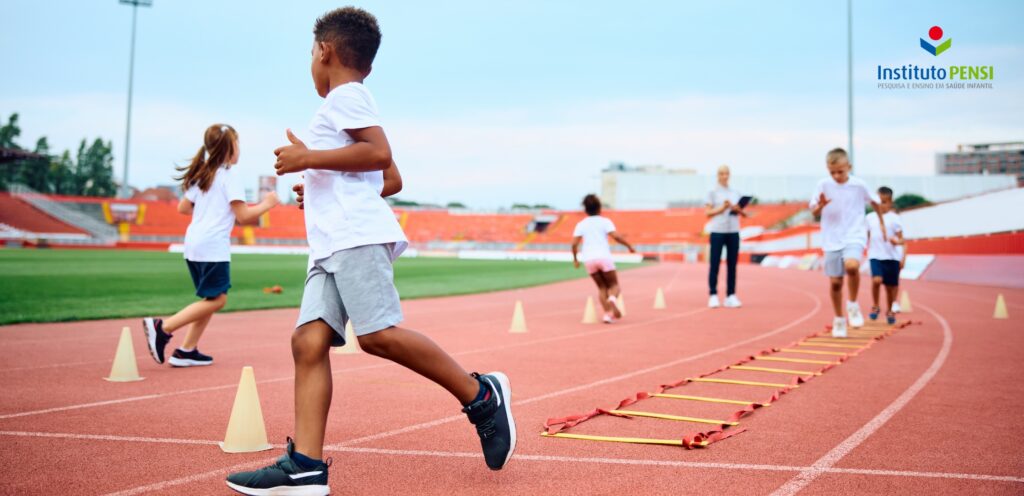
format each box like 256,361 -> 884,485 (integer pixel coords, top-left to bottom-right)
274,127 -> 392,175
571,236 -> 582,268
810,193 -> 830,217
870,201 -> 888,241
231,192 -> 280,225
610,232 -> 637,253
177,196 -> 193,215
381,161 -> 402,198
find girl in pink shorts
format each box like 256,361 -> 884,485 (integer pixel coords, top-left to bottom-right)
572,194 -> 636,323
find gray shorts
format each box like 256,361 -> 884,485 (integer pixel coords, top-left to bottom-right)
296,244 -> 403,347
823,244 -> 865,277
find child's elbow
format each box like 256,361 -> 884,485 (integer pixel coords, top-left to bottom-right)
372,149 -> 392,170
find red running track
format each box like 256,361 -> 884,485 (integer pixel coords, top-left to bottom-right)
0,263 -> 1022,495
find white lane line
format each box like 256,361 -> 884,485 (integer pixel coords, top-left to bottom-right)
330,288 -> 821,449
4,431 -> 1016,486
0,305 -> 707,420
96,286 -> 820,495
769,302 -> 954,496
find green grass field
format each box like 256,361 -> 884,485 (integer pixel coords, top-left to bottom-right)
0,249 -> 639,325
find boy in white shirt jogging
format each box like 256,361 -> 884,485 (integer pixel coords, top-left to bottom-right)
866,186 -> 906,325
809,148 -> 887,338
226,8 -> 514,496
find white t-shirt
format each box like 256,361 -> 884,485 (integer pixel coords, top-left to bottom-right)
573,216 -> 616,262
706,185 -> 741,233
809,175 -> 879,252
302,82 -> 408,266
866,211 -> 903,261
183,166 -> 246,262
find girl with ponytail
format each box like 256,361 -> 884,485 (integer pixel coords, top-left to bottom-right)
142,124 -> 279,367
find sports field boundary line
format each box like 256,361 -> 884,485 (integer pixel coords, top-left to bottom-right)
0,303 -> 712,420
4,431 -> 1015,488
769,302 -> 954,496
95,287 -> 823,495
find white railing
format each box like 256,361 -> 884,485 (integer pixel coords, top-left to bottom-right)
8,184 -> 118,243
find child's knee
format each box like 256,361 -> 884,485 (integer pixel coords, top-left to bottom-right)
291,322 -> 331,364
844,259 -> 860,273
872,276 -> 883,285
829,278 -> 843,290
207,293 -> 227,310
357,327 -> 398,357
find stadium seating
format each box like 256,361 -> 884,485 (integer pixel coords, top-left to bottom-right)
0,193 -> 85,235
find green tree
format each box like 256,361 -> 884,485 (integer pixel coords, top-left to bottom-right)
446,201 -> 467,209
50,151 -> 76,195
511,203 -> 532,210
894,193 -> 929,210
0,113 -> 20,149
74,138 -> 116,196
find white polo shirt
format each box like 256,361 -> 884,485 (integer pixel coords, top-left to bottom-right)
302,82 -> 408,266
809,175 -> 879,252
183,166 -> 246,262
706,185 -> 741,233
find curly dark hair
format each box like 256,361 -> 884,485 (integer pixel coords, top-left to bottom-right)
582,194 -> 602,216
314,7 -> 381,73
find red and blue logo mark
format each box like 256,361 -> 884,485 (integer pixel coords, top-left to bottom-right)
920,25 -> 951,56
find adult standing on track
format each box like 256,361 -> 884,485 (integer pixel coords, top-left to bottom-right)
705,164 -> 747,308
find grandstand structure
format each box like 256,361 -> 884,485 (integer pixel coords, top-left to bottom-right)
2,184 -> 1021,285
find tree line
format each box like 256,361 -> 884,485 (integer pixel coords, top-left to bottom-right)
0,113 -> 117,197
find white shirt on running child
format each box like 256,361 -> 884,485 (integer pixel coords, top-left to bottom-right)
302,82 -> 408,267
183,166 -> 246,262
866,211 -> 903,261
706,185 -> 741,233
809,175 -> 879,252
573,216 -> 616,262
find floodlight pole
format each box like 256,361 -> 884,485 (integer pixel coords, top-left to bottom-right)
119,0 -> 152,197
847,0 -> 854,162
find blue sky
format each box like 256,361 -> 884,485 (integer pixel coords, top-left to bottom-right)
2,0 -> 1021,208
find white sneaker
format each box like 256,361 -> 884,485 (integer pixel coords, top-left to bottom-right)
724,295 -> 742,308
708,295 -> 721,308
891,301 -> 902,314
832,316 -> 848,338
602,314 -> 613,324
847,302 -> 865,328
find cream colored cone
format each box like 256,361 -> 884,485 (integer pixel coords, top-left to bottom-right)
581,297 -> 598,324
105,327 -> 143,382
332,321 -> 361,354
616,294 -> 627,317
509,300 -> 528,333
653,287 -> 666,310
994,294 -> 1009,319
899,291 -> 912,312
220,366 -> 273,453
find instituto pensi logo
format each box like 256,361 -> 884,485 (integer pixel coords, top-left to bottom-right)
920,25 -> 951,56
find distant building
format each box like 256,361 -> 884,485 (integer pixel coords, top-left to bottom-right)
600,163 -> 1017,210
936,142 -> 1024,183
132,185 -> 179,202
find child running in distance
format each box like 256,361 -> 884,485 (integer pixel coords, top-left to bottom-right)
143,124 -> 279,367
866,186 -> 905,324
572,194 -> 636,323
809,148 -> 886,338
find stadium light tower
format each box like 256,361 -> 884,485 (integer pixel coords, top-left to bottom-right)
847,0 -> 854,162
119,0 -> 152,198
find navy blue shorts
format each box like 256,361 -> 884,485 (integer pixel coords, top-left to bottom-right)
186,260 -> 231,298
869,259 -> 901,287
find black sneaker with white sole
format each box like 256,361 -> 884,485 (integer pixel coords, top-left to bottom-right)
142,317 -> 172,364
462,371 -> 516,470
226,438 -> 330,496
168,348 -> 213,367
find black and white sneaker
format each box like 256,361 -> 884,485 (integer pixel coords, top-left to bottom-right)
142,317 -> 172,364
226,438 -> 330,496
462,371 -> 516,470
168,348 -> 213,367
